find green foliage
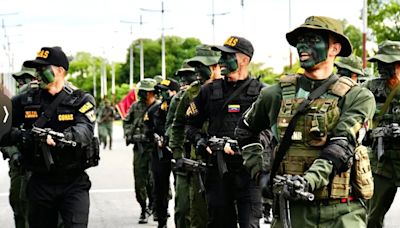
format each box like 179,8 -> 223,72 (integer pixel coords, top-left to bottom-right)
119,36 -> 201,84
343,22 -> 363,57
368,0 -> 400,43
249,62 -> 280,85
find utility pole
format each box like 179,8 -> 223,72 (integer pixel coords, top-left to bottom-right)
141,1 -> 172,80
362,0 -> 368,69
139,15 -> 145,82
207,0 -> 229,44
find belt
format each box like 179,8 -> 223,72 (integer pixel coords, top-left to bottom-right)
315,196 -> 356,206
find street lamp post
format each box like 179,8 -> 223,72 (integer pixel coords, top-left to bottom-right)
207,0 -> 229,44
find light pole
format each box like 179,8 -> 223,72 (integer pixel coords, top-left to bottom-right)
141,1 -> 171,79
207,0 -> 229,44
362,0 -> 368,69
288,0 -> 293,69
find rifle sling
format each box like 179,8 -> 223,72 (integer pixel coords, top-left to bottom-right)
270,75 -> 339,180
375,83 -> 400,127
35,89 -> 69,128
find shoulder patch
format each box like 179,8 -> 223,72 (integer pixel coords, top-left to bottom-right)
143,112 -> 149,121
85,109 -> 96,122
186,102 -> 198,117
330,76 -> 357,97
79,102 -> 94,113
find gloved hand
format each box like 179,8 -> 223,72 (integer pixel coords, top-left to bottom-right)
10,128 -> 32,144
389,123 -> 400,137
10,152 -> 22,167
285,175 -> 312,201
63,128 -> 74,141
196,138 -> 208,156
258,171 -> 273,199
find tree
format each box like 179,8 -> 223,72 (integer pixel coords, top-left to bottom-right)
343,22 -> 363,57
119,36 -> 201,84
249,62 -> 280,85
368,0 -> 400,43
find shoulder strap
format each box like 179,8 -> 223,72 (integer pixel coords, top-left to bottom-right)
377,83 -> 400,119
34,87 -> 71,128
329,76 -> 357,97
209,78 -> 254,135
270,75 -> 339,180
280,74 -> 299,99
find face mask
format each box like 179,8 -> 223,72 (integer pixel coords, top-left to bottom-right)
195,64 -> 211,81
138,90 -> 148,100
219,53 -> 238,75
337,68 -> 353,77
296,32 -> 328,69
377,62 -> 396,79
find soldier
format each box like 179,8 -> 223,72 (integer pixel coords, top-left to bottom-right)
123,78 -> 158,224
365,40 -> 400,228
169,44 -> 221,228
186,36 -> 264,227
144,79 -> 180,228
334,54 -> 365,83
1,46 -> 97,228
235,16 -> 375,227
97,98 -> 114,150
0,65 -> 37,228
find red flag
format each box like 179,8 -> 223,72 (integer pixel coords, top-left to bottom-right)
115,88 -> 137,119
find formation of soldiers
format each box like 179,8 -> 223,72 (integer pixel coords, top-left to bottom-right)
2,14 -> 400,228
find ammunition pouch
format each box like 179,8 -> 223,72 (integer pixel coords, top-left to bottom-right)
351,145 -> 374,199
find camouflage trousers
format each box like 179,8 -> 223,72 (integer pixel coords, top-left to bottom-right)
9,163 -> 29,228
133,143 -> 153,210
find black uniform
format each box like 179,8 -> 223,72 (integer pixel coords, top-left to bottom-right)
8,85 -> 95,228
144,100 -> 173,227
186,77 -> 263,227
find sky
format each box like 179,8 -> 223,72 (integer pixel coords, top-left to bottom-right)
0,0 -> 366,74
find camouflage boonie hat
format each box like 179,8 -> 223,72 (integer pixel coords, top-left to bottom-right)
187,45 -> 221,67
286,16 -> 352,57
137,78 -> 157,91
12,66 -> 37,79
335,55 -> 364,76
175,62 -> 196,76
153,75 -> 163,83
368,40 -> 400,63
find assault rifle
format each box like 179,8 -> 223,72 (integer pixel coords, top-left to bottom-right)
371,123 -> 400,161
272,174 -> 314,228
172,158 -> 207,193
153,133 -> 172,159
30,126 -> 77,171
207,136 -> 240,178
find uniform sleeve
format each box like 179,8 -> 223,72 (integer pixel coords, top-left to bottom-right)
169,91 -> 191,158
123,103 -> 136,135
185,86 -> 208,143
72,93 -> 96,146
331,86 -> 376,143
165,93 -> 180,137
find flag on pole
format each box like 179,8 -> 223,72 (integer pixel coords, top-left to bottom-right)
115,88 -> 137,119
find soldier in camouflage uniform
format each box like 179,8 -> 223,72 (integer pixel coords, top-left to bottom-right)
169,45 -> 221,228
334,54 -> 365,83
0,66 -> 37,228
97,98 -> 114,150
235,16 -> 375,227
123,78 -> 159,224
365,40 -> 400,228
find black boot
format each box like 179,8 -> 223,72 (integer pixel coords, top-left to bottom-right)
138,209 -> 148,224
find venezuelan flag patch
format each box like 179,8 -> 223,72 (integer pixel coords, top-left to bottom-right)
228,104 -> 240,113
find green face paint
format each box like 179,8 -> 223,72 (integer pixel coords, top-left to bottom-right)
377,62 -> 396,79
219,53 -> 238,75
195,64 -> 211,81
296,32 -> 328,69
38,65 -> 55,88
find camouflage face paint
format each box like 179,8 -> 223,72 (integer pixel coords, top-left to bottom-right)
296,32 -> 328,69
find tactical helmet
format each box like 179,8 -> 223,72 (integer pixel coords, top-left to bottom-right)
187,44 -> 221,67
137,78 -> 157,91
368,40 -> 400,64
286,16 -> 352,57
335,55 -> 364,76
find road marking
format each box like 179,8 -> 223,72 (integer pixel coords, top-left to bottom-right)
0,188 -> 135,197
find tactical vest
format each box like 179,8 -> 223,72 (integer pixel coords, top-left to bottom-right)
20,87 -> 91,174
277,75 -> 356,199
208,78 -> 262,138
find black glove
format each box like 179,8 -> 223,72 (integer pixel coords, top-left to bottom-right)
10,153 -> 22,167
286,175 -> 310,201
10,128 -> 32,144
389,123 -> 400,137
258,171 -> 273,199
196,138 -> 208,156
320,139 -> 354,173
63,128 -> 75,141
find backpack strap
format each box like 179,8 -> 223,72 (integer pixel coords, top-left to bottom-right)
329,76 -> 357,97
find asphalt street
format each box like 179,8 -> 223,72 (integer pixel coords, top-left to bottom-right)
0,122 -> 399,227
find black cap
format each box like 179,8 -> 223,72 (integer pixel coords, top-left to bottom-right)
212,36 -> 254,59
23,46 -> 69,71
155,79 -> 180,92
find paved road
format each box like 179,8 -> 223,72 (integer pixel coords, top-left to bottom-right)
1,122 -> 399,227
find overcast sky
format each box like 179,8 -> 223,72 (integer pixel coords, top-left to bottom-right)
1,0 -> 365,74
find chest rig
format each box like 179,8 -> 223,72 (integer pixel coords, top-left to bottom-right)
277,75 -> 356,199
369,79 -> 400,126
